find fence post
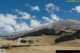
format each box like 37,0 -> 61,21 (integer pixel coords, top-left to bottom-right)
16,38 -> 21,45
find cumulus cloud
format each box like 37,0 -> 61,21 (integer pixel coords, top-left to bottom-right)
42,14 -> 61,29
31,6 -> 40,11
0,24 -> 15,34
0,4 -> 61,35
0,14 -> 30,34
26,4 -> 40,11
72,5 -> 80,13
0,14 -> 16,34
30,19 -> 42,28
15,9 -> 31,19
0,3 -> 74,35
42,16 -> 53,23
1,3 -> 79,35
45,3 -> 59,13
15,22 -> 30,31
0,14 -> 17,26
42,16 -> 50,22
42,14 -> 61,23
50,14 -> 61,22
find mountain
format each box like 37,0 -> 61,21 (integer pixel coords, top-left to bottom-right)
0,20 -> 80,40
5,28 -> 57,40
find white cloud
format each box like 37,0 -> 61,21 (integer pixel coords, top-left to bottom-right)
42,16 -> 53,23
50,14 -> 60,22
26,4 -> 40,11
0,14 -> 16,34
0,22 -> 15,33
30,19 -> 42,28
42,14 -> 61,24
31,6 -> 40,11
20,12 -> 30,19
14,22 -> 30,31
4,25 -> 14,33
72,5 -> 80,13
0,14 -> 30,34
0,8 -> 61,34
42,14 -> 61,29
0,9 -> 48,34
45,3 -> 59,13
15,9 -> 31,19
42,16 -> 50,22
0,14 -> 17,26
20,22 -> 30,30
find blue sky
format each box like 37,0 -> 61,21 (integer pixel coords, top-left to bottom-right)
0,0 -> 80,34
0,0 -> 80,20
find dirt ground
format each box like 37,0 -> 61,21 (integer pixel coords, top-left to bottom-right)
0,36 -> 80,53
5,46 -> 80,53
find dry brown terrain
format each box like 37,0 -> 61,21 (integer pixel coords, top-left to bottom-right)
20,35 -> 60,45
0,35 -> 80,53
55,39 -> 80,47
5,46 -> 80,53
0,40 -> 16,45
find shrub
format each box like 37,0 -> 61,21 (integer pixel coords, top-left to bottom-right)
20,40 -> 26,43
